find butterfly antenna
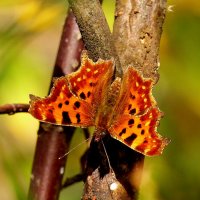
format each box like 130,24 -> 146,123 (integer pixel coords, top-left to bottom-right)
101,139 -> 113,173
101,139 -> 116,200
58,137 -> 91,160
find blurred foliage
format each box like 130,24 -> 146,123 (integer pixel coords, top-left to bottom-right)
0,0 -> 200,199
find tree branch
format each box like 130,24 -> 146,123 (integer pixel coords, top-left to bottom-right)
0,103 -> 29,115
113,0 -> 166,83
28,11 -> 84,200
68,0 -> 122,78
83,136 -> 144,200
62,173 -> 84,189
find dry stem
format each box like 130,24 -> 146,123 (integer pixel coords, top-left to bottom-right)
0,103 -> 29,115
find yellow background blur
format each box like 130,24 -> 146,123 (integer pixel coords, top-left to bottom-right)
0,0 -> 200,199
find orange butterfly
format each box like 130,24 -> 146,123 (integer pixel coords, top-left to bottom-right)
29,51 -> 169,156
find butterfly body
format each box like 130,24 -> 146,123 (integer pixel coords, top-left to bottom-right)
92,77 -> 122,141
29,51 -> 169,156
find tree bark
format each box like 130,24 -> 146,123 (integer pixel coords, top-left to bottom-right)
28,11 -> 84,200
68,0 -> 122,78
113,0 -> 167,83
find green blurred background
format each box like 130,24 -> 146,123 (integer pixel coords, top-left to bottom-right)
0,0 -> 200,199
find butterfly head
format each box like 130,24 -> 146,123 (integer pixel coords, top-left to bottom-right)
94,128 -> 107,142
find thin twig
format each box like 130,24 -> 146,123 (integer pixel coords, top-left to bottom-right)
0,103 -> 29,115
62,173 -> 84,189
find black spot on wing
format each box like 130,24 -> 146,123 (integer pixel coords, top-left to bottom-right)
137,124 -> 142,128
124,133 -> 137,146
58,103 -> 62,108
141,129 -> 145,135
80,92 -> 86,100
129,108 -> 136,115
76,113 -> 81,123
119,128 -> 126,136
62,111 -> 71,124
130,93 -> 135,99
128,119 -> 134,125
65,100 -> 69,105
87,91 -> 91,98
74,101 -> 81,108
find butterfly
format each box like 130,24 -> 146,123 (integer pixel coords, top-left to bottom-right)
29,51 -> 169,156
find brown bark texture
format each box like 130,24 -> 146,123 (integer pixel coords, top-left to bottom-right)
68,0 -> 122,78
28,11 -> 84,200
113,0 -> 167,83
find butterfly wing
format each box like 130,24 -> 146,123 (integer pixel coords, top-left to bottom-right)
29,77 -> 94,127
108,67 -> 169,156
29,51 -> 114,127
68,52 -> 114,113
